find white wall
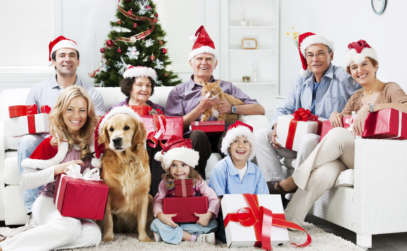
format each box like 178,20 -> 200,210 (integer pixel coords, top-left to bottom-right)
280,0 -> 407,96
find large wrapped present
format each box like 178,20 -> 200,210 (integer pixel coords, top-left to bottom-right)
8,105 -> 51,136
174,178 -> 194,197
54,169 -> 109,220
362,108 -> 407,139
163,196 -> 208,223
190,121 -> 225,133
222,194 -> 311,250
319,115 -> 354,141
140,114 -> 183,147
276,108 -> 320,151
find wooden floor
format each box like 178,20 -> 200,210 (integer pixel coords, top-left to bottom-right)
308,215 -> 407,251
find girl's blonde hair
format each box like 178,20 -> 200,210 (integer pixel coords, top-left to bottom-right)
163,164 -> 202,190
49,86 -> 97,160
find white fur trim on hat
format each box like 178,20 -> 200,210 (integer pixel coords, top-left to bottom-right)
51,40 -> 78,56
300,34 -> 334,55
123,66 -> 157,82
21,141 -> 69,170
221,126 -> 255,161
97,106 -> 141,135
345,47 -> 378,67
188,46 -> 216,61
155,147 -> 199,170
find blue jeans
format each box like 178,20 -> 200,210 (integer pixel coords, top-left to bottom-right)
18,134 -> 46,212
150,218 -> 217,245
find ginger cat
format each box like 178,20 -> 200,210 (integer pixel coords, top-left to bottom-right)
200,80 -> 244,123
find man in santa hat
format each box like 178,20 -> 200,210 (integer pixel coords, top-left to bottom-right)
165,25 -> 265,179
254,32 -> 360,195
18,35 -> 106,212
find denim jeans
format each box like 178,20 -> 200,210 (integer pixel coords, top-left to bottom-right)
150,218 -> 217,245
18,134 -> 47,212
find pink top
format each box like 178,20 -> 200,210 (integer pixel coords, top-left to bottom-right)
153,179 -> 220,218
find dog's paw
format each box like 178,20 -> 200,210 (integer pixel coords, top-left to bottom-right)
102,232 -> 115,242
138,234 -> 153,242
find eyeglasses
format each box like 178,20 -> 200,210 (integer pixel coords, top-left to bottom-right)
305,51 -> 328,59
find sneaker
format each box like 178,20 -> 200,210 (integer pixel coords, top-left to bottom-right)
197,232 -> 216,245
153,232 -> 162,242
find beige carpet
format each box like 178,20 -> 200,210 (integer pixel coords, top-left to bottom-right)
73,223 -> 364,251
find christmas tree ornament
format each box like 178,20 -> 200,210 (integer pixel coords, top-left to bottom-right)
155,59 -> 164,69
117,20 -> 122,25
145,39 -> 154,47
146,5 -> 151,9
100,48 -> 105,53
106,40 -> 114,47
155,13 -> 158,17
161,48 -> 167,54
150,55 -> 155,61
133,23 -> 138,29
126,47 -> 140,59
117,48 -> 122,53
128,9 -> 133,16
159,40 -> 163,45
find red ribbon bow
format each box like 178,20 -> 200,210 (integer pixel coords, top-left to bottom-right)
347,39 -> 371,53
8,105 -> 51,134
286,108 -> 319,150
292,108 -> 318,121
224,194 -> 311,250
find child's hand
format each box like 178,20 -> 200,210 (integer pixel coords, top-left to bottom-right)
54,160 -> 83,176
194,212 -> 213,227
157,212 -> 178,228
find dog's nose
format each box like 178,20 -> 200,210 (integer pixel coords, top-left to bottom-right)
112,137 -> 122,147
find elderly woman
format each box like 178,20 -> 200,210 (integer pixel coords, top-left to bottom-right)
112,65 -> 165,196
276,40 -> 407,224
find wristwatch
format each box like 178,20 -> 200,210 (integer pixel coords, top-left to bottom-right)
368,103 -> 375,112
231,105 -> 237,114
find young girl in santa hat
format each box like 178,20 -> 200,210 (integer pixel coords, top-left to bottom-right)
0,86 -> 101,251
151,137 -> 219,245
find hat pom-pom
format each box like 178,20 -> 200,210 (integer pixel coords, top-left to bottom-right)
92,157 -> 102,168
154,151 -> 163,162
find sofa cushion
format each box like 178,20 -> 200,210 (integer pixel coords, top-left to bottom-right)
335,169 -> 353,187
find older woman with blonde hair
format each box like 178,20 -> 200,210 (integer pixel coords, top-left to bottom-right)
275,40 -> 407,224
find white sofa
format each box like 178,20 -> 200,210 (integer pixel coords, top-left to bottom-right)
0,86 -> 270,226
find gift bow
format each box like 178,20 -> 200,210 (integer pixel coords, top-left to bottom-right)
65,164 -> 101,181
292,108 -> 318,122
8,104 -> 51,118
147,114 -> 167,148
224,194 -> 311,251
286,108 -> 319,150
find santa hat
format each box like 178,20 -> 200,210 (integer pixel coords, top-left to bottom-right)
188,25 -> 216,60
345,40 -> 378,66
154,136 -> 199,171
49,35 -> 79,61
221,121 -> 255,160
92,106 -> 142,168
298,32 -> 334,70
123,65 -> 157,82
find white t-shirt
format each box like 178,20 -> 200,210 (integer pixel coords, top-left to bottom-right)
236,164 -> 248,181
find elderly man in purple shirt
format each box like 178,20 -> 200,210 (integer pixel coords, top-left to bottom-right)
165,26 -> 264,178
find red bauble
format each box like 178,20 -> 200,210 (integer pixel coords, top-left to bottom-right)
128,9 -> 133,16
117,48 -> 122,53
100,48 -> 105,53
146,5 -> 151,9
133,23 -> 138,29
106,40 -> 113,47
117,20 -> 122,25
150,55 -> 155,61
155,13 -> 158,17
159,40 -> 164,45
161,48 -> 167,54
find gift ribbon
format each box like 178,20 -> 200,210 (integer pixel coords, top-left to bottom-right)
8,104 -> 51,118
224,194 -> 311,250
180,179 -> 188,197
397,110 -> 403,138
286,108 -> 319,150
147,114 -> 167,148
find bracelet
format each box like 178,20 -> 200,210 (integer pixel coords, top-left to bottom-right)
368,103 -> 374,113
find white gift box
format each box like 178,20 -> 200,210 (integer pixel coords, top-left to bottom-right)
221,194 -> 289,248
7,113 -> 49,137
276,115 -> 319,151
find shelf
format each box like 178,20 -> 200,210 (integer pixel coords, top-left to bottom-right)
229,25 -> 275,30
233,81 -> 278,86
229,49 -> 273,53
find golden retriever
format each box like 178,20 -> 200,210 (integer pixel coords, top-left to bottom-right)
99,112 -> 152,242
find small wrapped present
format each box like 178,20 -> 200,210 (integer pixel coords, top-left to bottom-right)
141,115 -> 184,147
276,108 -> 320,151
54,166 -> 109,220
362,108 -> 407,139
190,121 -> 225,133
163,196 -> 208,223
8,105 -> 51,136
174,179 -> 194,197
222,194 -> 311,250
319,115 -> 354,141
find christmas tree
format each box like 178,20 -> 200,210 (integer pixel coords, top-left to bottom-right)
92,0 -> 180,87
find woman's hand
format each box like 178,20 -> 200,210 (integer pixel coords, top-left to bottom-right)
329,112 -> 344,127
353,105 -> 370,136
53,160 -> 83,176
268,124 -> 282,149
157,212 -> 178,228
195,212 -> 212,227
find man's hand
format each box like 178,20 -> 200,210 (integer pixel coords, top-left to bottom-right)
54,160 -> 83,176
198,96 -> 219,114
268,124 -> 282,149
329,112 -> 344,128
353,105 -> 369,136
157,212 -> 178,228
194,212 -> 213,226
218,98 -> 232,114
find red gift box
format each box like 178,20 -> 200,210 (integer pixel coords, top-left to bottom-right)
190,121 -> 225,133
163,196 -> 208,223
362,108 -> 407,139
174,179 -> 194,197
141,115 -> 183,147
8,105 -> 51,136
319,115 -> 353,141
54,175 -> 109,220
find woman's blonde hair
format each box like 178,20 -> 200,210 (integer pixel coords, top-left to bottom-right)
49,86 -> 97,160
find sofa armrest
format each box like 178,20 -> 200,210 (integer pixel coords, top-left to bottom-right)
240,115 -> 270,133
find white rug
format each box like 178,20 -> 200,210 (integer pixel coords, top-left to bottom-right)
1,223 -> 364,251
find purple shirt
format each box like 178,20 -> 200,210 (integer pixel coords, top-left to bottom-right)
165,76 -> 258,120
